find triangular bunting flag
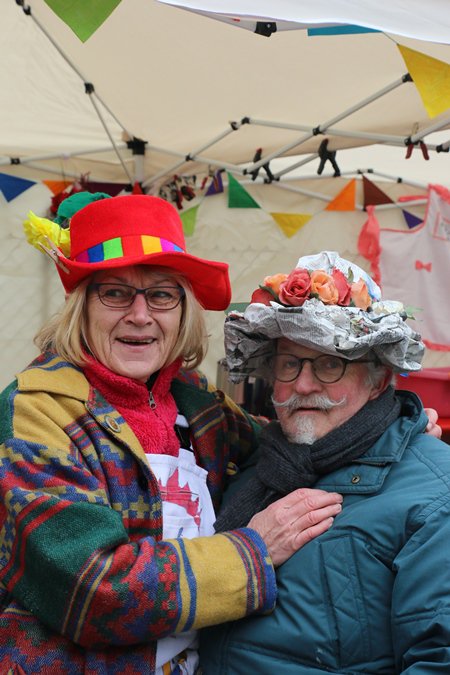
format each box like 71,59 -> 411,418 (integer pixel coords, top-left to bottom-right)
132,182 -> 144,194
180,204 -> 200,237
398,45 -> 450,117
225,303 -> 249,315
362,176 -> 394,208
227,173 -> 260,208
325,179 -> 356,211
43,180 -> 73,196
0,173 -> 36,202
205,171 -> 224,196
43,0 -> 122,42
82,181 -> 128,196
270,212 -> 312,238
308,25 -> 379,36
402,210 -> 423,229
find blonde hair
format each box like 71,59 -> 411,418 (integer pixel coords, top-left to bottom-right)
35,269 -> 208,370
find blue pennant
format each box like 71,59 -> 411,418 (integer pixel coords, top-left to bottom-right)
0,173 -> 36,202
308,25 -> 380,36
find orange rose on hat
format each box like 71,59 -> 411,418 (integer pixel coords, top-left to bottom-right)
264,273 -> 288,295
351,279 -> 372,310
251,273 -> 288,305
310,270 -> 339,305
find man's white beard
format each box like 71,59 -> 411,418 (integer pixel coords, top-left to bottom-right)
289,416 -> 317,445
271,393 -> 347,445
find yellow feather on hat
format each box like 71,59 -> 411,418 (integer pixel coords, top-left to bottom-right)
23,211 -> 71,257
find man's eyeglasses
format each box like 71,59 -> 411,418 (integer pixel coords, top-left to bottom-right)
89,283 -> 185,311
269,353 -> 375,384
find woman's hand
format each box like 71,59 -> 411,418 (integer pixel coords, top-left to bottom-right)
248,488 -> 342,567
424,408 -> 442,439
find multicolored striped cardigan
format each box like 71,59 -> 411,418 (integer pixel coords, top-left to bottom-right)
0,352 -> 275,674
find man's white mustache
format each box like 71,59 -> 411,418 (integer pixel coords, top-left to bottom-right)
271,393 -> 347,412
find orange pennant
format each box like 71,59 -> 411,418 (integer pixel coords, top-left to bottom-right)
43,180 -> 73,195
326,179 -> 356,211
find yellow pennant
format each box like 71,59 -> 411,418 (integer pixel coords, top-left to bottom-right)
398,45 -> 450,118
270,212 -> 312,238
326,179 -> 356,211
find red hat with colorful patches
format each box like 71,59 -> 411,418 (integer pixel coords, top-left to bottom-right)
28,193 -> 231,311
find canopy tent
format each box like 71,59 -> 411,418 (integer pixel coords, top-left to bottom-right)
159,1 -> 450,43
1,0 -> 450,391
2,0 -> 450,190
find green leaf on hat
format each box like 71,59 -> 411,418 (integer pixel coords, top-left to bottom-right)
180,204 -> 200,237
227,173 -> 260,209
43,0 -> 122,42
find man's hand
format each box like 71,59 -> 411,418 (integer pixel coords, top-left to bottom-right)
248,488 -> 342,567
424,408 -> 442,439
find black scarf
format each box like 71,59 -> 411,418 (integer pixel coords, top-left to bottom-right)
215,386 -> 401,532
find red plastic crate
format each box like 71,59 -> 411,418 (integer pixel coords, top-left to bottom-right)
396,367 -> 450,417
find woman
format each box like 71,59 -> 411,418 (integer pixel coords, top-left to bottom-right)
0,193 -> 342,674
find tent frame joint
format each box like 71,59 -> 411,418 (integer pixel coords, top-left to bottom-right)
126,137 -> 147,155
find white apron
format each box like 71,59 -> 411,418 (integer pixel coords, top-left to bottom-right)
145,415 -> 216,674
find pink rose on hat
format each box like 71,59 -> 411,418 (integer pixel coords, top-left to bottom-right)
279,268 -> 311,306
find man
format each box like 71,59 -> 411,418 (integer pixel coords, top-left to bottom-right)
201,251 -> 450,674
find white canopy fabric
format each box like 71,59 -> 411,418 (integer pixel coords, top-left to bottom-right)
1,0 -> 450,190
159,0 -> 450,44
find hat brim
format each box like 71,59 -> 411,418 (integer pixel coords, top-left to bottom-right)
224,300 -> 425,382
56,250 -> 231,311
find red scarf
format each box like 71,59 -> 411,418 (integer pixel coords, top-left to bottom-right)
83,357 -> 182,456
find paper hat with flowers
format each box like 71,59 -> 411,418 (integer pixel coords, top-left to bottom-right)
224,250 -> 424,382
23,192 -> 231,311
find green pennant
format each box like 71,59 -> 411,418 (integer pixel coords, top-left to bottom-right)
43,0 -> 122,42
180,204 -> 200,237
225,303 -> 249,315
227,173 -> 260,209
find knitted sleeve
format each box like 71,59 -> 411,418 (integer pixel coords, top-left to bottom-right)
0,382 -> 276,649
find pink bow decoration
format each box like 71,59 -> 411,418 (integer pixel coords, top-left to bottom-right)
415,260 -> 432,272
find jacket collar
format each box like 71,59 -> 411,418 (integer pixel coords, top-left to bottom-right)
316,391 -> 426,493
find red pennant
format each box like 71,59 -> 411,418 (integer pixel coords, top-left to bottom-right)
362,176 -> 394,208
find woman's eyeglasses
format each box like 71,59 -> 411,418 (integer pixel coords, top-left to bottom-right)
89,283 -> 185,311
